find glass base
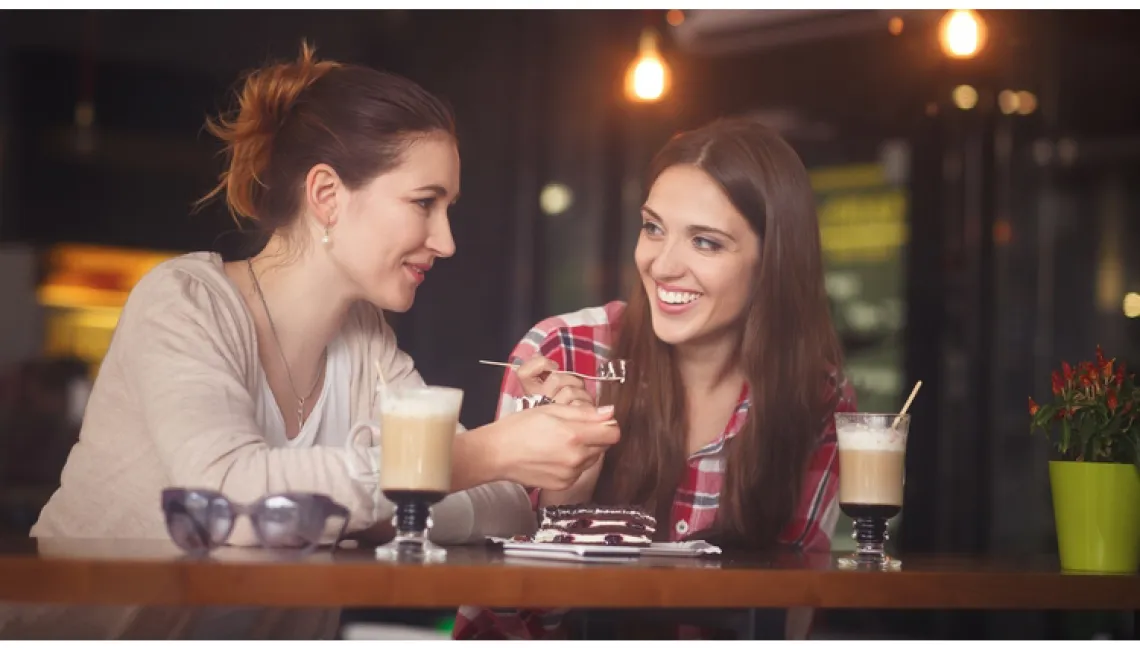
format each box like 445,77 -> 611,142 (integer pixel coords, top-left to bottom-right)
837,552 -> 901,571
374,531 -> 446,563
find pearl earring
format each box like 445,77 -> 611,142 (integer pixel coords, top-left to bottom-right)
321,227 -> 331,246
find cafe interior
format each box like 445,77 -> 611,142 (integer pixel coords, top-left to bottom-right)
0,8 -> 1138,641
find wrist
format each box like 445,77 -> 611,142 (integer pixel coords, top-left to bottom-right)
451,420 -> 511,489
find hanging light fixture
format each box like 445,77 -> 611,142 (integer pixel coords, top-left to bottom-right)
624,28 -> 671,103
939,9 -> 987,59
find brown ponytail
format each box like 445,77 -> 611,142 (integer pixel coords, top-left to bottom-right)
199,41 -> 455,231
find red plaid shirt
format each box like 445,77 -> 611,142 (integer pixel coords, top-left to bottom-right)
453,301 -> 857,640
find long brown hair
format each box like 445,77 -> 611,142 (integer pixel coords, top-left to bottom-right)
594,117 -> 843,550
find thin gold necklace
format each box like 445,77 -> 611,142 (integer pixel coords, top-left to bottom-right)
246,259 -> 326,430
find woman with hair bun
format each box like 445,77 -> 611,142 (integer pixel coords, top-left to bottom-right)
33,42 -> 619,545
3,44 -> 620,637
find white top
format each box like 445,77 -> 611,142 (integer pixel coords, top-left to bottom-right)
257,334 -> 351,450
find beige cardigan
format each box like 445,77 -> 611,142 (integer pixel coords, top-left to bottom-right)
3,252 -> 534,639
32,252 -> 534,544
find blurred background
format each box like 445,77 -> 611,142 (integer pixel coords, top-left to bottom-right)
0,8 -> 1137,639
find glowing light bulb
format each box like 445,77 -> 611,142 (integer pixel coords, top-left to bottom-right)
625,29 -> 671,103
940,10 -> 986,59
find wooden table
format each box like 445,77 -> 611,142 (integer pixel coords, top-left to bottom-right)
2,537 -> 1138,611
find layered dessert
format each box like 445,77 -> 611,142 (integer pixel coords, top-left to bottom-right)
533,505 -> 656,546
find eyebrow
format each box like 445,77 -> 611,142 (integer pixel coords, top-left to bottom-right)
641,205 -> 737,243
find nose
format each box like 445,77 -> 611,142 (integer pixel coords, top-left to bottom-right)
428,214 -> 456,259
649,237 -> 685,280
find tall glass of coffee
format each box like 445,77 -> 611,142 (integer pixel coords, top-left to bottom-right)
835,412 -> 909,570
373,384 -> 463,563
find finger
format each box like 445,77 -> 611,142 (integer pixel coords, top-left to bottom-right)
572,421 -> 621,448
516,355 -> 557,382
580,452 -> 603,472
551,385 -> 593,407
577,447 -> 605,470
583,451 -> 606,473
561,446 -> 603,474
536,372 -> 587,400
543,403 -> 615,422
515,356 -> 558,395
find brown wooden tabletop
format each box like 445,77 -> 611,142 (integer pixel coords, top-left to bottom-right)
1,537 -> 1138,610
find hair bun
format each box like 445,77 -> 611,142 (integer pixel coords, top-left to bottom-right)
200,41 -> 340,222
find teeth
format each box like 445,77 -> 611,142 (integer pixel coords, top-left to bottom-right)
656,286 -> 701,305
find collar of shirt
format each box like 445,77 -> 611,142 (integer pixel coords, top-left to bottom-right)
689,382 -> 750,460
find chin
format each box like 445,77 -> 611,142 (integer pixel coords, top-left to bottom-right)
649,313 -> 697,346
363,287 -> 416,313
386,294 -> 416,313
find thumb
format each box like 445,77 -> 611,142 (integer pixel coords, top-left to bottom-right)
516,355 -> 557,380
543,403 -> 615,422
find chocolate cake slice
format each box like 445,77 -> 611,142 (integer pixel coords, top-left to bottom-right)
534,505 -> 656,547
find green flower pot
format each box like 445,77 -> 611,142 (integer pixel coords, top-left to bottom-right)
1049,461 -> 1140,573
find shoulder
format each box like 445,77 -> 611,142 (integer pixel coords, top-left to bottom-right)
827,368 -> 858,414
509,301 -> 627,362
816,367 -> 857,444
124,252 -> 245,324
109,252 -> 257,385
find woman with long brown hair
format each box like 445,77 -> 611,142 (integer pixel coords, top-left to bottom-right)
455,116 -> 857,640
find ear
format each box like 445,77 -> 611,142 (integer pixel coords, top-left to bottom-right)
303,163 -> 341,229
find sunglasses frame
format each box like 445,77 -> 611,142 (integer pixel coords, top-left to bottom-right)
161,487 -> 350,556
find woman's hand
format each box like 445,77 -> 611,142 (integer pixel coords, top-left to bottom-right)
515,356 -> 594,407
489,403 -> 618,491
537,449 -> 605,507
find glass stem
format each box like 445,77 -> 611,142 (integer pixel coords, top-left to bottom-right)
853,516 -> 889,556
394,500 -> 431,535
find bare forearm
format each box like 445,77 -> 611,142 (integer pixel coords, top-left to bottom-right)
449,424 -> 505,493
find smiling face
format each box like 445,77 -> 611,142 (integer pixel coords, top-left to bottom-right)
327,131 -> 461,312
635,164 -> 761,349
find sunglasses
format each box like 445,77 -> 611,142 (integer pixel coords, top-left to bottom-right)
161,488 -> 350,556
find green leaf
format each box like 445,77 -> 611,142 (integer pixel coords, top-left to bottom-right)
1032,404 -> 1056,429
1061,418 -> 1072,454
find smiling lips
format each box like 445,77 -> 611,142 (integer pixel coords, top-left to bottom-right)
404,262 -> 432,286
655,283 -> 702,314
